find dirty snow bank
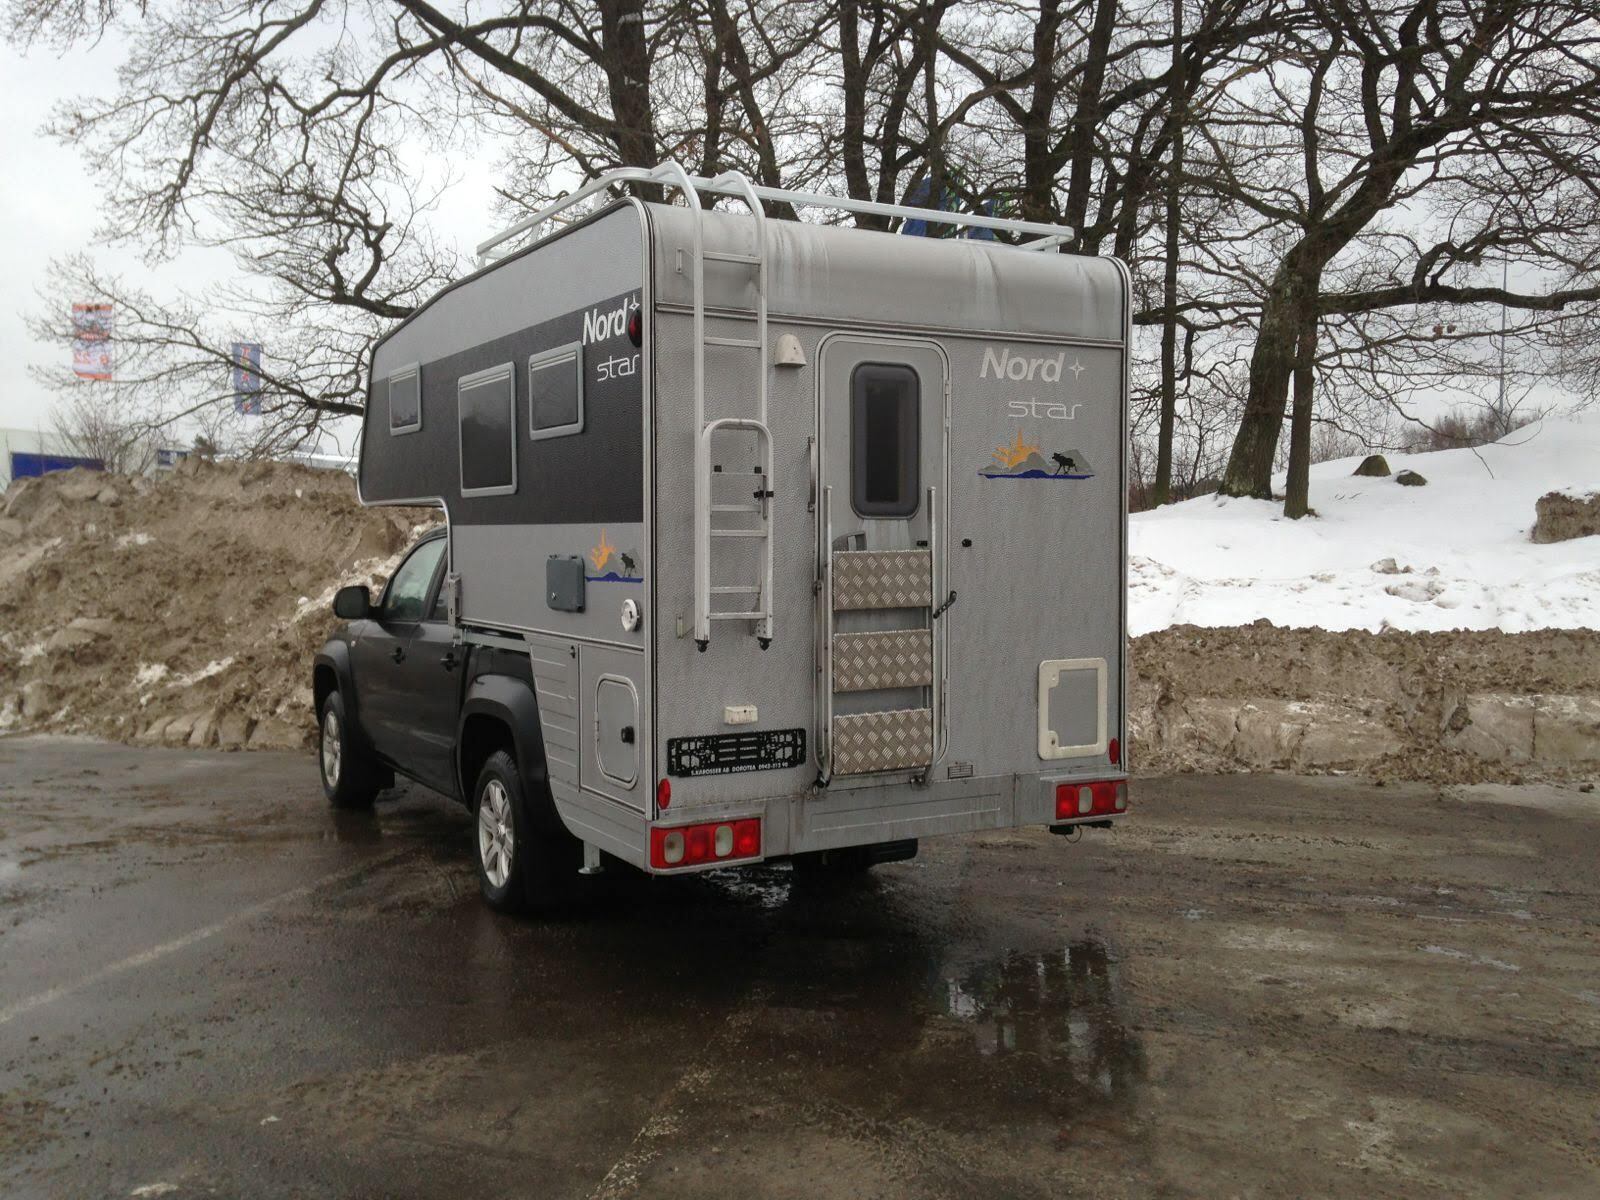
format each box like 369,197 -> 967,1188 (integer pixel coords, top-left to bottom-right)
1131,414 -> 1600,635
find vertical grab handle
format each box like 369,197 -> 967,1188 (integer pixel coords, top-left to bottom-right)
818,485 -> 834,783
925,485 -> 944,780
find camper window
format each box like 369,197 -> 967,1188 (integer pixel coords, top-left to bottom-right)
389,365 -> 421,435
528,341 -> 584,441
851,363 -> 920,518
457,362 -> 517,497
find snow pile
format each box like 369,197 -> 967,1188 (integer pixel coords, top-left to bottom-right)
1131,414 -> 1600,635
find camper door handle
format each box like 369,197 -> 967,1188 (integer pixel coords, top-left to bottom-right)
390,645 -> 406,663
931,590 -> 958,620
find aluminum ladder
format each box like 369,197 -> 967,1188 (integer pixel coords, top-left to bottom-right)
688,170 -> 774,651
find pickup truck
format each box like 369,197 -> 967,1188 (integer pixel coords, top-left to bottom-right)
312,528 -> 585,912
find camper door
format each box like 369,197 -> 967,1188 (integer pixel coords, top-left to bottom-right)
817,335 -> 948,782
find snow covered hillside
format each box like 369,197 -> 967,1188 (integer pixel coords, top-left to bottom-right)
1130,414 -> 1600,635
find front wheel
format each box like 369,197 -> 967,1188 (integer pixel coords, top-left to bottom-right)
473,749 -> 579,914
319,691 -> 380,810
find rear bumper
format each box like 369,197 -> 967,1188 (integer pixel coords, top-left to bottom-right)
651,767 -> 1126,862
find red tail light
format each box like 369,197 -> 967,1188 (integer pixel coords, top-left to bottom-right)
1054,779 -> 1129,821
1108,737 -> 1121,765
649,817 -> 763,870
627,307 -> 643,347
656,778 -> 672,810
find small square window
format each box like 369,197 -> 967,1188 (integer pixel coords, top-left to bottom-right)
389,364 -> 421,435
458,362 -> 517,497
529,341 -> 585,440
851,363 -> 920,518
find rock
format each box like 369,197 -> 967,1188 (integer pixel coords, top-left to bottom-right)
247,715 -> 307,751
136,715 -> 173,744
1395,469 -> 1427,487
2,478 -> 39,519
1445,693 -> 1535,762
188,708 -> 220,749
1295,710 -> 1402,769
45,626 -> 99,652
163,713 -> 199,744
216,712 -> 256,750
1531,490 -> 1600,544
55,469 -> 106,502
67,616 -> 116,637
20,680 -> 56,721
1353,454 -> 1391,477
1533,695 -> 1600,763
1371,557 -> 1407,575
95,487 -> 121,506
1232,701 -> 1308,768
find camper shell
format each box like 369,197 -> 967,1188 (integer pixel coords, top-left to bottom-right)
356,164 -> 1130,877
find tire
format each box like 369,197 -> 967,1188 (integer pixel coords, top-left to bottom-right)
472,749 -> 579,914
318,691 -> 381,810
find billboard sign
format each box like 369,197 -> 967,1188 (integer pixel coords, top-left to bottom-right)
72,303 -> 114,380
232,342 -> 263,415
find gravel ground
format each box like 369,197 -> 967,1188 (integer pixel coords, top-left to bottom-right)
2,735 -> 1597,1198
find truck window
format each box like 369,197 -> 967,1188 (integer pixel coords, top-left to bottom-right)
381,538 -> 446,622
458,363 -> 517,496
529,341 -> 584,440
851,362 -> 920,518
389,365 -> 421,434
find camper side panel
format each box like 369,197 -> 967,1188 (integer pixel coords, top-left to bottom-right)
360,204 -> 656,840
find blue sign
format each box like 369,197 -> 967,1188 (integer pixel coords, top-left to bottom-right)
10,452 -> 104,479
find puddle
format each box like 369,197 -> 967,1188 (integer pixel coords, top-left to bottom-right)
942,941 -> 1142,1100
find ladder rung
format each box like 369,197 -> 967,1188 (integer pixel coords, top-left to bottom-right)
704,251 -> 762,265
710,528 -> 768,539
709,610 -> 771,620
705,336 -> 762,349
711,586 -> 761,595
710,469 -> 767,477
711,503 -> 762,513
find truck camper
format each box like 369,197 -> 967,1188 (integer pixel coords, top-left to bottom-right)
315,161 -> 1131,910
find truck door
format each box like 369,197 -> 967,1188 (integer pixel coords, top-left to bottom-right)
350,535 -> 459,793
816,336 -> 948,781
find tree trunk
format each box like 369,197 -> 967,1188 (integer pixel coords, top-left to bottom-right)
1282,316 -> 1317,519
1153,0 -> 1183,507
1219,255 -> 1318,499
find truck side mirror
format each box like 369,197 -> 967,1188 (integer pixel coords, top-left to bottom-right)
333,585 -> 372,620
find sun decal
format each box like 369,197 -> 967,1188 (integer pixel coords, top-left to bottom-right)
992,429 -> 1041,470
589,529 -> 616,573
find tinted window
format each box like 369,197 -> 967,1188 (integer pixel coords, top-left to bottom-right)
529,342 -> 584,439
382,538 -> 446,622
851,363 -> 920,517
389,366 -> 420,434
458,363 -> 516,496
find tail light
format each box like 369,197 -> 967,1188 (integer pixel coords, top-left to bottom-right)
656,778 -> 672,810
627,307 -> 643,347
650,818 -> 762,870
1108,737 -> 1121,766
1054,780 -> 1129,821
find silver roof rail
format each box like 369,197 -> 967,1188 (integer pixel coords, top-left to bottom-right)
474,161 -> 1075,266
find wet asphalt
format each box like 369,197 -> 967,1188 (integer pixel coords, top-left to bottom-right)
2,734 -> 1597,1199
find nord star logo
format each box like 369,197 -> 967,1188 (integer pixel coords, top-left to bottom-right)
582,295 -> 639,344
981,346 -> 1069,382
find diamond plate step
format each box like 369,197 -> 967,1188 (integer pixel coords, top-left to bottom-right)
832,629 -> 932,693
832,550 -> 932,611
831,708 -> 933,775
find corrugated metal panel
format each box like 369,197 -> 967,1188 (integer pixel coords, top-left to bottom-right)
527,637 -> 580,792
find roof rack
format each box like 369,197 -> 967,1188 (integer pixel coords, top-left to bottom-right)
474,160 -> 1074,266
